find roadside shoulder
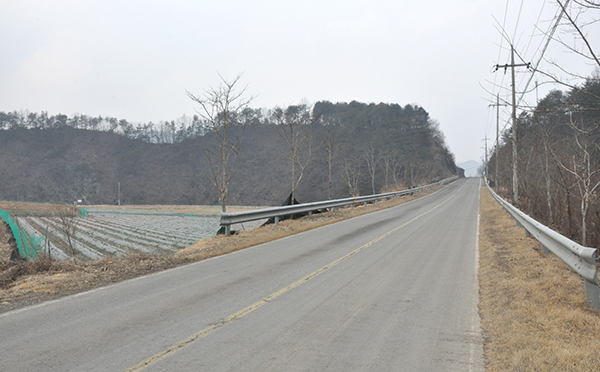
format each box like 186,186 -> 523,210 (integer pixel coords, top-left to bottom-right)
478,187 -> 600,371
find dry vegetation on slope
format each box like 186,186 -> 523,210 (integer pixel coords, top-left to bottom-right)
0,189 -> 435,314
478,187 -> 600,371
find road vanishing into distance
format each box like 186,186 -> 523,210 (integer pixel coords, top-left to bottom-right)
0,178 -> 484,371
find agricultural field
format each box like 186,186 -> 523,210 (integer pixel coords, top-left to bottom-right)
1,202 -> 268,261
16,211 -> 222,261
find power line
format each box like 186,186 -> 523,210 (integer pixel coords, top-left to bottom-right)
517,0 -> 572,109
512,0 -> 526,43
489,1 -> 569,154
491,0 -> 512,107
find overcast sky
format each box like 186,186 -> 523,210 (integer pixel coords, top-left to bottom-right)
1,0 -> 598,163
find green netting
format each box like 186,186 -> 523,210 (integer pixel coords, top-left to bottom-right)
0,209 -> 40,260
81,208 -> 88,217
216,225 -> 227,235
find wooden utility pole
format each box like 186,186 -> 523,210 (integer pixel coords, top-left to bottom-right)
494,45 -> 530,205
510,46 -> 518,204
482,136 -> 489,177
489,94 -> 507,191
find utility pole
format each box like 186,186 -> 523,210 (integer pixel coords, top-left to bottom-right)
489,94 -> 507,191
482,136 -> 489,177
494,45 -> 530,205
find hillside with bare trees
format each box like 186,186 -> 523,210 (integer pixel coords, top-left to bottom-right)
0,101 -> 457,206
487,78 -> 600,248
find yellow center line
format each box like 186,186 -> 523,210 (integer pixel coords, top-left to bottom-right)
123,181 -> 466,372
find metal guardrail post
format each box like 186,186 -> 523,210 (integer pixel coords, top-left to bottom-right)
486,181 -> 600,310
585,278 -> 600,310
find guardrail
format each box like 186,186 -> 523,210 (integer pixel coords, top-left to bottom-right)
220,176 -> 459,235
486,182 -> 600,310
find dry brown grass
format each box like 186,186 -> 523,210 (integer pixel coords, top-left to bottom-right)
0,188 -> 437,313
0,201 -> 82,217
0,223 -> 12,267
0,201 -> 65,211
479,187 -> 600,371
86,204 -> 262,215
0,254 -> 192,311
0,201 -> 254,217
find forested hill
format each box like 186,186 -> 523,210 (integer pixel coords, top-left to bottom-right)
0,101 -> 457,206
487,78 -> 600,248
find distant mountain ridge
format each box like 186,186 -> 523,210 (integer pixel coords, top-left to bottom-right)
457,161 -> 481,177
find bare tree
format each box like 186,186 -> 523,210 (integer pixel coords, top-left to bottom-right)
57,206 -> 79,258
341,157 -> 362,197
543,137 -> 555,223
533,99 -> 565,225
533,1 -> 600,98
187,74 -> 253,212
272,102 -> 319,201
363,148 -> 381,195
321,128 -> 346,199
549,113 -> 600,245
381,150 -> 399,192
573,0 -> 600,8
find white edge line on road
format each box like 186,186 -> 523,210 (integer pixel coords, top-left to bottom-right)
469,177 -> 484,372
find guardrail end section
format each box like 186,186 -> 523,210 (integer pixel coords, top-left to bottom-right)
584,279 -> 600,310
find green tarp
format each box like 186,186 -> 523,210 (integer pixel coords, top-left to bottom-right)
0,209 -> 40,260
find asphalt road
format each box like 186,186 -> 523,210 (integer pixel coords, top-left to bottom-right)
0,178 -> 484,371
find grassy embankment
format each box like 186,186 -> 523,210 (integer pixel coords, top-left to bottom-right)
479,186 -> 600,371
